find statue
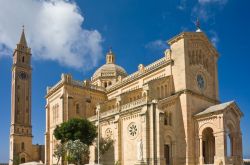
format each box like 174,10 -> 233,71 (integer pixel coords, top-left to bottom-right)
137,139 -> 143,161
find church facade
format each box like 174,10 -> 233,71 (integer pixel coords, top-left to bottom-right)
45,29 -> 243,165
9,29 -> 45,165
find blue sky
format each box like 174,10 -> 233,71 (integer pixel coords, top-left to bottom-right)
0,0 -> 250,162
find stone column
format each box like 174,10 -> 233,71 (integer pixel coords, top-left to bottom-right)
88,145 -> 97,164
199,136 -> 204,165
214,131 -> 226,165
45,103 -> 50,165
136,106 -> 148,165
157,110 -> 165,165
114,115 -> 120,164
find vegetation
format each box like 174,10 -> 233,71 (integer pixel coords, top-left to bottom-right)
53,143 -> 65,165
53,118 -> 97,145
96,137 -> 114,160
65,140 -> 89,165
53,118 -> 114,165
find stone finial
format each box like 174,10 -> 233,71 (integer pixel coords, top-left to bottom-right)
61,73 -> 72,83
164,49 -> 171,59
138,64 -> 145,72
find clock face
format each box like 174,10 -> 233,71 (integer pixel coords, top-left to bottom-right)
196,74 -> 205,90
18,71 -> 28,80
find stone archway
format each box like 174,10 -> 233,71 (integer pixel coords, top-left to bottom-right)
202,127 -> 215,164
20,157 -> 25,163
164,134 -> 176,165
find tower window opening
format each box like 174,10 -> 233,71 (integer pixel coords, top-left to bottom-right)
104,82 -> 107,88
21,142 -> 25,150
22,56 -> 25,63
76,103 -> 80,114
164,112 -> 172,126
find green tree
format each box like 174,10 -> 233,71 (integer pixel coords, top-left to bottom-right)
65,140 -> 89,165
53,118 -> 97,145
53,143 -> 66,165
12,154 -> 20,165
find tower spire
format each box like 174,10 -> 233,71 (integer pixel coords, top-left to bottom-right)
19,25 -> 27,46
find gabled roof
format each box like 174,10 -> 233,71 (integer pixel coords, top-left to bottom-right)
195,101 -> 235,116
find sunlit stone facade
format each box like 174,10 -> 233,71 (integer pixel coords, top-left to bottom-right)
45,30 -> 243,165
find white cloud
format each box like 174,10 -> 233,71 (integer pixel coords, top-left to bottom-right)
0,0 -> 103,69
145,40 -> 168,52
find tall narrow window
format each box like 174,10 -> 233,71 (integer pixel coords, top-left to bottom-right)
161,86 -> 164,98
22,56 -> 25,63
157,87 -> 160,99
165,85 -> 168,96
164,144 -> 170,165
76,104 -> 80,114
164,112 -> 172,126
21,142 -> 25,150
169,113 -> 172,126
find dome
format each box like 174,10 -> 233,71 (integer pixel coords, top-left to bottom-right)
92,63 -> 127,80
92,48 -> 127,81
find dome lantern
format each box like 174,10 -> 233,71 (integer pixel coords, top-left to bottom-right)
106,48 -> 115,64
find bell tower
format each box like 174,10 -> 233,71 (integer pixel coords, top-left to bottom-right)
10,27 -> 33,165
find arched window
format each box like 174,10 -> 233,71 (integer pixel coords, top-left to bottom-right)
21,142 -> 25,150
22,56 -> 25,63
104,82 -> 107,88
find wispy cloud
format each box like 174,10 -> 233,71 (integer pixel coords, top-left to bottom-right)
145,40 -> 168,53
177,0 -> 187,11
0,0 -> 103,70
209,30 -> 219,47
198,0 -> 228,5
192,0 -> 228,21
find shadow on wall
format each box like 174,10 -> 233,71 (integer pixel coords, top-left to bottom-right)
99,146 -> 115,165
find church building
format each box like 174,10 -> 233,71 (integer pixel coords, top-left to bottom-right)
45,26 -> 243,165
9,28 -> 45,165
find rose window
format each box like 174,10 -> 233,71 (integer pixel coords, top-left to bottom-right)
128,122 -> 138,139
105,128 -> 113,138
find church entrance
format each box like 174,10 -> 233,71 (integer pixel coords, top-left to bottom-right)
202,127 -> 215,164
164,144 -> 171,165
21,157 -> 25,163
